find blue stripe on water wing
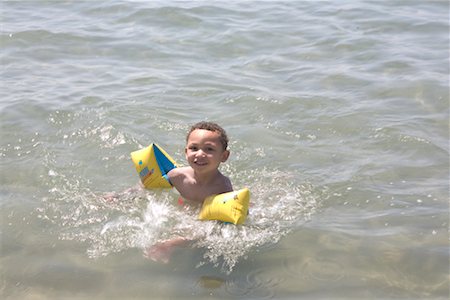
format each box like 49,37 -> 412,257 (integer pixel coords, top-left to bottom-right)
153,144 -> 176,179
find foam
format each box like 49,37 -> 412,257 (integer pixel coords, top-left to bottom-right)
40,166 -> 319,273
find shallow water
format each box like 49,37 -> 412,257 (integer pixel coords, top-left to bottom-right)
1,1 -> 449,299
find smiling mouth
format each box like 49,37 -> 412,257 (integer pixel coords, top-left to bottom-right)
194,160 -> 207,166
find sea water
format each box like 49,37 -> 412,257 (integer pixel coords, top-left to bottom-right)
1,1 -> 449,299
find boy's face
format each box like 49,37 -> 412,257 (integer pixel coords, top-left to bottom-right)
185,129 -> 229,174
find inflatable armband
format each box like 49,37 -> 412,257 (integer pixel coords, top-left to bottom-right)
130,143 -> 177,188
198,188 -> 250,225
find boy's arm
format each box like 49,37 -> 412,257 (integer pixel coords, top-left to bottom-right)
102,181 -> 144,201
224,175 -> 233,192
167,167 -> 183,191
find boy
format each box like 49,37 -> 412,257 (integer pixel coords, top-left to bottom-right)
168,121 -> 233,203
145,121 -> 233,262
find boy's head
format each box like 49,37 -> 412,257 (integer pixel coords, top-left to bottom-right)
186,121 -> 229,151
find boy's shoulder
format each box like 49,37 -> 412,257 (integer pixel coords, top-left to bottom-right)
168,166 -> 192,180
220,173 -> 233,192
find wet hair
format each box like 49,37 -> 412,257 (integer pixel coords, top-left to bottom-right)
187,121 -> 229,150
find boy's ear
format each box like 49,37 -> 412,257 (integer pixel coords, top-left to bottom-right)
221,150 -> 230,162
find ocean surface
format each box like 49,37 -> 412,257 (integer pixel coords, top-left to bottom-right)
1,1 -> 449,299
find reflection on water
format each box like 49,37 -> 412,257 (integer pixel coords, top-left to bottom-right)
197,275 -> 225,289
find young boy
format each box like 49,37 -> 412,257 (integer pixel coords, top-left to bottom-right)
168,121 -> 233,203
145,121 -> 233,263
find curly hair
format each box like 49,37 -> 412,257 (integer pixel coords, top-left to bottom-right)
186,121 -> 229,150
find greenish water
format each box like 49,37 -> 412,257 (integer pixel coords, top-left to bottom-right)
1,1 -> 449,299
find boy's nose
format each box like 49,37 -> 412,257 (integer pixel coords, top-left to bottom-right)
196,149 -> 206,157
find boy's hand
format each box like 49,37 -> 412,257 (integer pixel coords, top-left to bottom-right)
102,192 -> 119,202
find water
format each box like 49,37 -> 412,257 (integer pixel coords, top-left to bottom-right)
1,1 -> 448,299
